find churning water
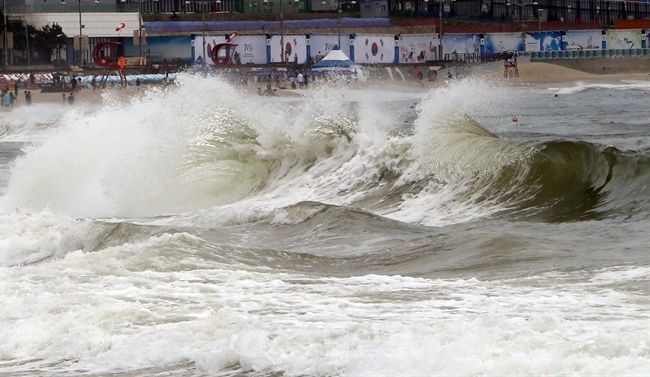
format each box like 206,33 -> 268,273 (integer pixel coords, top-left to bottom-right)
1,75 -> 649,376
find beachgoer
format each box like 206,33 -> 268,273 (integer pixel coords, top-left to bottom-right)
25,91 -> 32,105
136,78 -> 141,91
9,91 -> 16,107
67,93 -> 75,105
257,87 -> 263,96
297,72 -> 304,88
92,76 -> 97,91
2,91 -> 10,107
29,71 -> 35,85
71,76 -> 77,92
447,71 -> 453,79
62,94 -> 66,103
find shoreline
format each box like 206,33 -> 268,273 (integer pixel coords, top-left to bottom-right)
1,62 -> 648,109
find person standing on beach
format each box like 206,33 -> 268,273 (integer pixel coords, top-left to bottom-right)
136,77 -> 141,91
297,72 -> 304,88
2,91 -> 10,107
92,76 -> 97,91
67,93 -> 75,105
29,71 -> 35,86
62,94 -> 66,104
71,76 -> 77,93
25,91 -> 32,105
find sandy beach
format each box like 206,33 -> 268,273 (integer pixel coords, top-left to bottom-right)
1,62 -> 648,110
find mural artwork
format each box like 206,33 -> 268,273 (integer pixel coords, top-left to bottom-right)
269,35 -> 308,64
606,30 -> 642,49
398,35 -> 440,63
565,30 -> 602,50
443,34 -> 481,56
523,31 -> 562,52
124,35 -> 192,64
483,33 -> 522,53
310,35 -> 351,59
353,35 -> 395,64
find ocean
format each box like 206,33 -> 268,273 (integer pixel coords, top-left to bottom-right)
1,75 -> 649,376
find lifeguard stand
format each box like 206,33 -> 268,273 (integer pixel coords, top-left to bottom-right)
92,42 -> 146,89
504,50 -> 519,78
210,32 -> 240,68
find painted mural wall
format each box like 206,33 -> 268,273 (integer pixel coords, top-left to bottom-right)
124,35 -> 192,64
269,35 -> 308,64
606,30 -> 642,49
524,31 -> 562,52
353,35 -> 395,64
171,28 -> 645,65
444,34 -> 481,56
484,33 -> 523,53
398,35 -> 440,63
195,34 -> 267,65
565,30 -> 602,50
310,35 -> 351,59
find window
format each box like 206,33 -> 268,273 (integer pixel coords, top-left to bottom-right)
381,4 -> 386,10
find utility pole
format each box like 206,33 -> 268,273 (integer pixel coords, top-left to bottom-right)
3,0 -> 8,66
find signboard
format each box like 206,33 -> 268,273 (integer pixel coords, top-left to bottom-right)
133,30 -> 148,46
73,35 -> 89,51
0,32 -> 14,49
123,56 -> 146,66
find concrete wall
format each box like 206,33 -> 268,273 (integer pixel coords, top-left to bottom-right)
546,57 -> 650,74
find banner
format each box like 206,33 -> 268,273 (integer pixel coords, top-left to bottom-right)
606,30 -> 642,49
565,30 -> 602,50
483,33 -> 521,53
398,34 -> 440,63
310,35 -> 350,59
353,34 -> 395,64
269,34 -> 308,64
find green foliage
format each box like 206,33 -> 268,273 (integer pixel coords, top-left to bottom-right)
31,24 -> 66,62
389,10 -> 413,19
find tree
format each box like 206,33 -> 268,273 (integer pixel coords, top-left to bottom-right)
32,23 -> 66,63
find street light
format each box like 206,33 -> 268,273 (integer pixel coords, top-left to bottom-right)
264,0 -> 298,63
424,0 -> 454,61
326,0 -> 356,49
61,0 -> 99,65
121,0 -> 158,60
506,0 -> 538,31
3,0 -> 7,66
185,0 -> 220,62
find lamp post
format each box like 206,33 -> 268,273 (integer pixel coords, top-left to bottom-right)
424,0 -> 452,60
264,0 -> 298,63
186,0 -> 220,62
537,8 -> 543,31
3,0 -> 7,66
61,0 -> 99,66
506,0 -> 538,31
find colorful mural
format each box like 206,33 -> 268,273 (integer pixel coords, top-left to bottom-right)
269,35 -> 308,64
310,35 -> 351,59
606,30 -> 642,49
483,33 -> 523,53
565,30 -> 602,50
353,35 -> 395,64
124,35 -> 192,64
444,34 -> 481,56
398,35 -> 440,63
523,31 -> 562,52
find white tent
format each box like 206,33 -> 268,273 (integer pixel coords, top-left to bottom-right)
312,49 -> 360,69
311,48 -> 366,81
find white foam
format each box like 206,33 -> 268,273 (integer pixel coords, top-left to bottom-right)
1,250 -> 648,375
